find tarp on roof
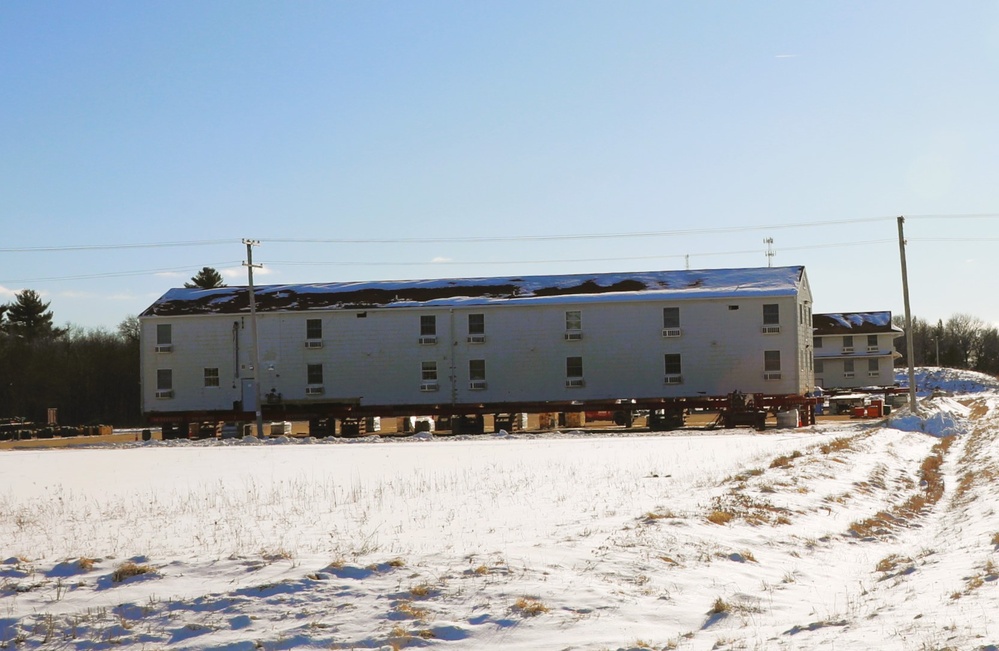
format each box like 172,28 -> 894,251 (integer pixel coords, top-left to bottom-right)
813,311 -> 902,335
140,265 -> 806,317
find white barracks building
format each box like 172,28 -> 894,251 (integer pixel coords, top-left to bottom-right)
139,265 -> 815,423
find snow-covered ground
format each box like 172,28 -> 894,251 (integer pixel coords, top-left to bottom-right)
3,368 -> 999,650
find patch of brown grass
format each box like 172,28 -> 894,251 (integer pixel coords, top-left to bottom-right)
770,450 -> 803,469
395,600 -> 428,621
409,583 -> 433,598
875,554 -> 911,573
849,437 -> 953,539
78,557 -> 96,572
111,561 -> 153,583
708,597 -> 730,615
512,597 -> 549,617
820,436 -> 855,455
707,510 -> 735,525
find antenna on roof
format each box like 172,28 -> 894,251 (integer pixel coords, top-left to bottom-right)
764,237 -> 776,267
685,254 -> 690,270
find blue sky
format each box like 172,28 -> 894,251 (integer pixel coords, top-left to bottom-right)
2,1 -> 998,329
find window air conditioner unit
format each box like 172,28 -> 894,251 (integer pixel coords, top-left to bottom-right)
868,371 -> 880,377
155,390 -> 174,399
469,380 -> 487,390
467,335 -> 486,344
843,372 -> 855,379
420,382 -> 439,392
305,386 -> 325,396
419,336 -> 437,345
867,346 -> 879,353
305,340 -> 323,349
564,332 -> 583,341
761,325 -> 781,334
662,328 -> 682,338
565,378 -> 585,388
763,372 -> 782,381
155,344 -> 173,353
842,347 -> 854,354
664,375 -> 683,385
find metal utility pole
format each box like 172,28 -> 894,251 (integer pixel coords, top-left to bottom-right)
897,217 -> 919,416
764,237 -> 776,267
243,239 -> 265,438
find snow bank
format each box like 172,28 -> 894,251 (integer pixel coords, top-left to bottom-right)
887,396 -> 971,437
896,366 -> 999,396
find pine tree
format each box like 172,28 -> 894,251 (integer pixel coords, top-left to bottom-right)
2,289 -> 67,340
184,267 -> 227,289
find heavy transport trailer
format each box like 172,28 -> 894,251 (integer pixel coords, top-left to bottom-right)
144,391 -> 821,439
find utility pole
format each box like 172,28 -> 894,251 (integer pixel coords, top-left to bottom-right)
897,217 -> 919,416
764,237 -> 776,267
243,239 -> 265,438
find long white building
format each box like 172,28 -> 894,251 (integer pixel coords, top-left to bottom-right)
139,265 -> 815,424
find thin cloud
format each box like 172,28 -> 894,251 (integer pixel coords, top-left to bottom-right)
431,257 -> 453,264
775,54 -> 798,59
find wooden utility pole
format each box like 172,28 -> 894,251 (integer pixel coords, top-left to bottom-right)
897,217 -> 919,416
243,239 -> 265,438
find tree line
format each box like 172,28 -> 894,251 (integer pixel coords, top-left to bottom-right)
0,268 -> 225,427
892,313 -> 999,376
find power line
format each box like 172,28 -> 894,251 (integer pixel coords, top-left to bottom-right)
0,239 -> 238,253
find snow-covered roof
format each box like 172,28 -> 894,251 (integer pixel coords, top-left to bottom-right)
812,311 -> 902,336
140,266 -> 806,317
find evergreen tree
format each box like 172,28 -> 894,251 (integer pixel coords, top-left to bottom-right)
184,267 -> 227,289
2,289 -> 66,340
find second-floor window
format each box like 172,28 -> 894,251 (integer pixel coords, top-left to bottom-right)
664,353 -> 682,376
813,337 -> 823,348
843,335 -> 854,349
469,359 -> 486,381
420,315 -> 436,337
566,356 -> 583,378
867,334 -> 878,348
157,368 -> 173,391
306,318 -> 322,340
468,313 -> 484,335
763,304 -> 779,325
815,360 -> 824,373
663,307 -> 680,329
565,310 -> 582,331
421,361 -> 437,382
156,324 -> 172,345
764,350 -> 781,372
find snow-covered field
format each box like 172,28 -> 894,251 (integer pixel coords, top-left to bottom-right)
3,368 -> 999,650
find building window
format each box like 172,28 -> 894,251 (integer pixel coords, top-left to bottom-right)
203,368 -> 219,388
663,307 -> 680,329
763,304 -> 779,325
844,359 -> 855,377
468,314 -> 484,335
420,361 -> 439,391
565,356 -> 584,387
156,324 -> 172,345
843,335 -> 854,349
814,337 -> 823,348
157,369 -> 172,391
565,310 -> 581,331
307,363 -> 324,385
664,354 -> 682,383
815,360 -> 824,374
306,318 -> 322,340
764,350 -> 781,372
469,359 -> 486,389
868,358 -> 879,376
420,315 -> 436,336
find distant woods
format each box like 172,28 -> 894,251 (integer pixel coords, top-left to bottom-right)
0,290 -> 141,426
893,314 -> 999,376
1,281 -> 997,427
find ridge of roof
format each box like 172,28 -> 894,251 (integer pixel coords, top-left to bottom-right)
140,265 -> 806,317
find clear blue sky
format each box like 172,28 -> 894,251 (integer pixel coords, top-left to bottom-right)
2,1 -> 998,329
